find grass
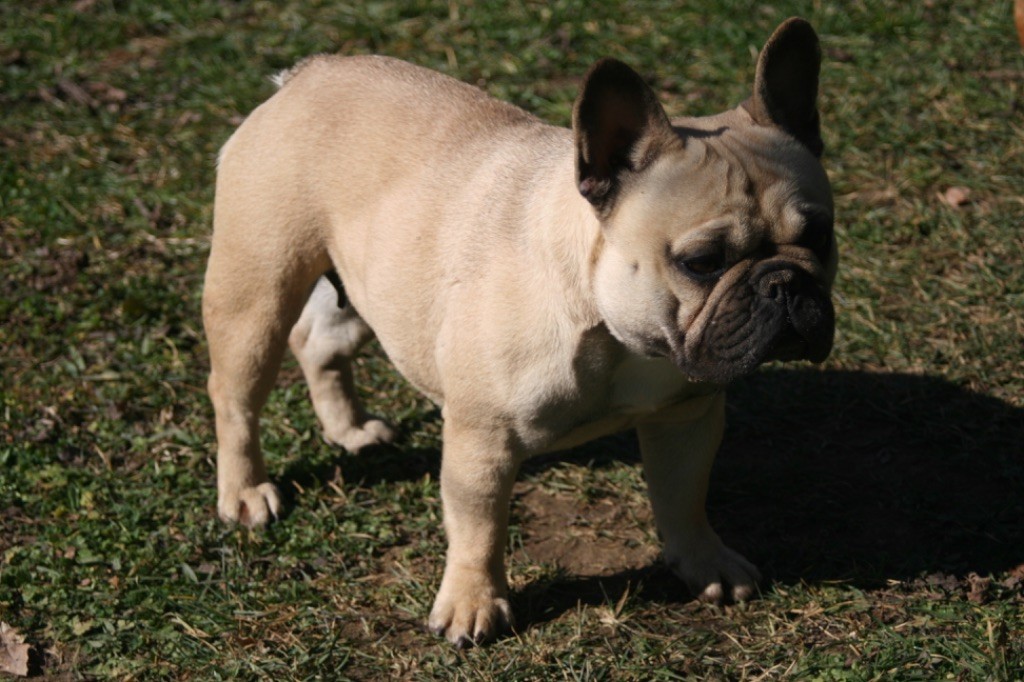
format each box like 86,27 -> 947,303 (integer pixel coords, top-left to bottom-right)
2,0 -> 1022,679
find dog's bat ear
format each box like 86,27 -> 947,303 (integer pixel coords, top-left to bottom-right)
573,58 -> 674,214
744,17 -> 824,157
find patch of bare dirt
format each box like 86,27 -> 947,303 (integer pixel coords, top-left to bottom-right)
512,483 -> 657,577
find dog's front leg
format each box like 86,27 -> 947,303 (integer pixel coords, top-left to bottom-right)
428,420 -> 518,647
637,392 -> 761,603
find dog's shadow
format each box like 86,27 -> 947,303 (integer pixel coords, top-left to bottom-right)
713,368 -> 1023,582
280,368 -> 1024,627
513,368 -> 1024,627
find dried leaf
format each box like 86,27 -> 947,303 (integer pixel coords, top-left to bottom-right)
938,186 -> 971,208
966,572 -> 992,604
1016,0 -> 1024,49
922,572 -> 960,592
1000,562 -> 1024,590
56,79 -> 98,108
87,81 -> 128,104
0,622 -> 31,677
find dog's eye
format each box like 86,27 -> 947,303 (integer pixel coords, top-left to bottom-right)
797,214 -> 833,260
677,253 -> 726,281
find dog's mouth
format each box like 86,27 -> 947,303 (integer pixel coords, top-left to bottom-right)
763,324 -> 810,362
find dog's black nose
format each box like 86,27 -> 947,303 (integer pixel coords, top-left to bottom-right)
756,267 -> 797,300
752,263 -> 835,364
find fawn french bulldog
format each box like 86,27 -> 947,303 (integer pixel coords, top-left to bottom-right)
203,18 -> 835,646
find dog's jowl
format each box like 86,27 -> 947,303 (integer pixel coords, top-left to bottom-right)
203,18 -> 836,647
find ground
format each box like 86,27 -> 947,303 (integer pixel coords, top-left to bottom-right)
1,0 -> 1022,679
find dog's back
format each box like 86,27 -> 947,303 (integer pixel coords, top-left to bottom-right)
214,56 -> 583,401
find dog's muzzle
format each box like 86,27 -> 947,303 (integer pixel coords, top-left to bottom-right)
680,262 -> 835,383
754,263 -> 834,363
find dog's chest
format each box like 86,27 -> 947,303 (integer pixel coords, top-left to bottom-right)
609,355 -> 692,413
537,356 -> 717,454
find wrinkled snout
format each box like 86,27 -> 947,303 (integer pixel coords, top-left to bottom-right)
753,263 -> 834,363
681,261 -> 835,384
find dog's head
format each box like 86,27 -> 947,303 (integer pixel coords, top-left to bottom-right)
575,18 -> 836,384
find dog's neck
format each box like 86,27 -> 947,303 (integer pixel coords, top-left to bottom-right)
525,146 -> 605,329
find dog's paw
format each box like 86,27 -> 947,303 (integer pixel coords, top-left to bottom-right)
665,528 -> 761,604
427,573 -> 514,647
217,482 -> 281,528
324,417 -> 396,453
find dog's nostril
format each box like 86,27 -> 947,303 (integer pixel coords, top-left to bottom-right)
757,269 -> 796,298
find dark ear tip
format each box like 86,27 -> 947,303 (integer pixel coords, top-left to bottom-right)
581,57 -> 644,89
588,57 -> 628,71
769,17 -> 821,51
779,16 -> 815,31
776,16 -> 817,36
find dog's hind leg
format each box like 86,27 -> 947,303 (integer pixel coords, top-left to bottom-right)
288,276 -> 396,452
202,228 -> 323,528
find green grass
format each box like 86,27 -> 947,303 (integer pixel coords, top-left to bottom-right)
2,0 -> 1023,679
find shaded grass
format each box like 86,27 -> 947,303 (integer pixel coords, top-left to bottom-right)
2,0 -> 1022,679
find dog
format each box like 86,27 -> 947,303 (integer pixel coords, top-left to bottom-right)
203,17 -> 836,647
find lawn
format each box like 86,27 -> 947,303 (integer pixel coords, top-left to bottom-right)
1,0 -> 1022,679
